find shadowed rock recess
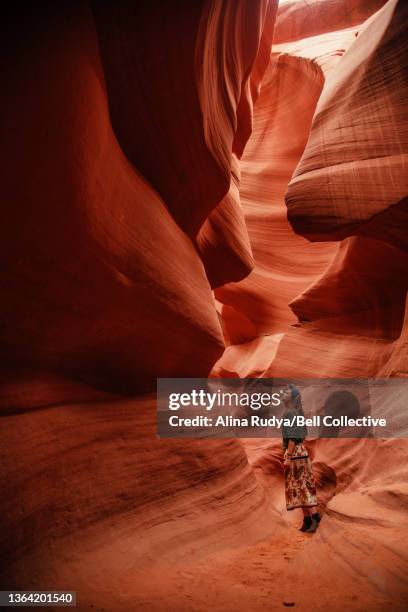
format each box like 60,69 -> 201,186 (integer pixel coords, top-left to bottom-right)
1,1 -> 407,610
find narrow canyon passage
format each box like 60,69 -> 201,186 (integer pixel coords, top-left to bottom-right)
1,1 -> 407,611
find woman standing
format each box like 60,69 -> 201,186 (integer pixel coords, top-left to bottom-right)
281,384 -> 321,533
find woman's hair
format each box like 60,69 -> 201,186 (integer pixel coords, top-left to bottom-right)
287,384 -> 305,416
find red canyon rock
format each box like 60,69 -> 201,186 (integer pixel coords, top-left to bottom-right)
262,0 -> 408,384
286,0 -> 408,250
380,298 -> 408,375
246,436 -> 408,610
214,48 -> 338,346
196,157 -> 255,288
90,0 -> 225,237
273,26 -> 360,75
274,0 -> 387,43
213,26 -> 407,612
0,394 -> 278,601
92,1 -> 278,288
290,236 -> 408,334
214,22 -> 370,372
91,0 -> 278,237
1,2 -> 224,394
196,0 -> 278,176
0,2 -> 282,602
1,0 -> 408,610
216,0 -> 407,383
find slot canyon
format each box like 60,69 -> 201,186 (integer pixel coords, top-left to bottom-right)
1,0 -> 407,610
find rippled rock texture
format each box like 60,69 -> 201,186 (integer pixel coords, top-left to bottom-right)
0,0 -> 279,600
214,0 -> 408,607
1,0 -> 407,610
286,0 -> 408,248
214,0 -> 408,382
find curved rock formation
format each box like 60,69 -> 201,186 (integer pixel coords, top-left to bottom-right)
90,0 -> 225,238
213,2 -> 408,603
0,0 -> 280,603
91,1 -> 278,290
261,0 -> 408,381
1,2 -> 226,394
291,237 -> 408,335
274,0 -> 387,43
1,0 -> 407,610
286,0 -> 408,249
92,0 -> 278,238
246,436 -> 408,611
215,0 -> 407,381
195,0 -> 278,173
196,159 -> 255,289
213,21 -> 361,374
1,394 -> 278,603
214,52 -> 335,341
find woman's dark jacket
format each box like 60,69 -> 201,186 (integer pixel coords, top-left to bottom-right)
282,408 -> 308,449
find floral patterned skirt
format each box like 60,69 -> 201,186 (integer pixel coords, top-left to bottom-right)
285,443 -> 318,511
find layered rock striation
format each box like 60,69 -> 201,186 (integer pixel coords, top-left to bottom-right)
1,0 -> 407,609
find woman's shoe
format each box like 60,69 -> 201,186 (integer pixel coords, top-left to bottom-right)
299,516 -> 312,532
